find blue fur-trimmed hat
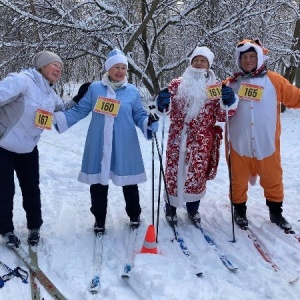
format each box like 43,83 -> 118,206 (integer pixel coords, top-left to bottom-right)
104,49 -> 128,71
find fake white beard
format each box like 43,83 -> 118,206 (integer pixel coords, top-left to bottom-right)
176,66 -> 208,120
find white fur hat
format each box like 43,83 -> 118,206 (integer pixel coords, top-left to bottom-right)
190,46 -> 214,68
104,49 -> 128,71
32,51 -> 63,69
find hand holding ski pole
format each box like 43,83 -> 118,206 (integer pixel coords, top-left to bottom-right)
148,105 -> 159,133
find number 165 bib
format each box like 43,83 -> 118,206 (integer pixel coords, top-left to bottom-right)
238,83 -> 264,102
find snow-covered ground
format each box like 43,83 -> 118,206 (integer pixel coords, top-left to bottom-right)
1,105 -> 300,300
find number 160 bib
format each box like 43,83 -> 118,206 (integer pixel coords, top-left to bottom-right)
93,97 -> 121,117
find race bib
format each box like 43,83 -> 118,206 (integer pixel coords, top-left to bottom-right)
238,83 -> 264,101
93,97 -> 121,117
35,109 -> 53,130
206,84 -> 222,100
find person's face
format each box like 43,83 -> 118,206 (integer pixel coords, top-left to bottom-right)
40,62 -> 62,84
240,51 -> 258,73
108,63 -> 127,82
191,55 -> 209,70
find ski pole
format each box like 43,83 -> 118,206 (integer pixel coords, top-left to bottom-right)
148,106 -> 177,241
151,114 -> 155,226
225,106 -> 236,243
148,105 -> 159,227
156,108 -> 166,242
0,261 -> 28,284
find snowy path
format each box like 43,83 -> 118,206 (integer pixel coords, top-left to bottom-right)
1,109 -> 300,300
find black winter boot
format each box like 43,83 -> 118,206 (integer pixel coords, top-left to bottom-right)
94,219 -> 105,234
266,199 -> 292,231
187,200 -> 201,228
130,216 -> 140,229
28,228 -> 40,246
233,202 -> 248,229
165,202 -> 177,225
2,232 -> 21,248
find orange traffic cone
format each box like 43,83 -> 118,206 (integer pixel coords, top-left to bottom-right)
141,224 -> 158,254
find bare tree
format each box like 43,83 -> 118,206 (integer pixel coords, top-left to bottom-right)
0,0 -> 299,97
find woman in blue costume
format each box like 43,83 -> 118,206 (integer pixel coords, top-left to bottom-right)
54,49 -> 158,234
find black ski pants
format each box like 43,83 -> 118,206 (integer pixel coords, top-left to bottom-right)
0,146 -> 43,235
90,183 -> 141,223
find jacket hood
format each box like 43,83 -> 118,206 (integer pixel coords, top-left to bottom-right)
22,68 -> 54,94
235,40 -> 269,72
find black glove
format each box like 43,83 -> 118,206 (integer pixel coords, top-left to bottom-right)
221,84 -> 235,106
73,82 -> 91,103
147,107 -> 159,133
156,88 -> 171,112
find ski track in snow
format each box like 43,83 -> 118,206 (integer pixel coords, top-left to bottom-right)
1,108 -> 300,300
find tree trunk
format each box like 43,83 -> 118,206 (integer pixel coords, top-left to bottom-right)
282,19 -> 300,112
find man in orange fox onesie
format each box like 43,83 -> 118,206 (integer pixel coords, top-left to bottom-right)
225,39 -> 300,231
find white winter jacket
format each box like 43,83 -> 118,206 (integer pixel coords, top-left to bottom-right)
0,68 -> 75,153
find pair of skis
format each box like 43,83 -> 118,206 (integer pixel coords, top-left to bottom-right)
238,225 -> 299,283
170,216 -> 299,284
89,225 -> 139,294
167,218 -> 238,276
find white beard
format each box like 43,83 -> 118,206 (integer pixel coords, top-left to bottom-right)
176,66 -> 208,120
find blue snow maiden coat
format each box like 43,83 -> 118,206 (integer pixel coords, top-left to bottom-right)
54,76 -> 152,186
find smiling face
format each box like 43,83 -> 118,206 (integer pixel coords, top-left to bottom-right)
240,51 -> 258,73
40,62 -> 62,84
108,63 -> 127,82
191,55 -> 209,70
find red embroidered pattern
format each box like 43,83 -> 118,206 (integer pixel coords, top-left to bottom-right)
166,78 -> 225,197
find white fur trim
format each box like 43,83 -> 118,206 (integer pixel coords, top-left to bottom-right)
53,111 -> 69,133
190,46 -> 214,67
105,54 -> 128,71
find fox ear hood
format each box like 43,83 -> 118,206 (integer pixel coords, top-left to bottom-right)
236,39 -> 269,72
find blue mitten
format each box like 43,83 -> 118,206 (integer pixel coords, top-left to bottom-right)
221,84 -> 235,106
156,88 -> 171,112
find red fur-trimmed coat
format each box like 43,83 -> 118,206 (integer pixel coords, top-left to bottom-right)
165,77 -> 233,206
